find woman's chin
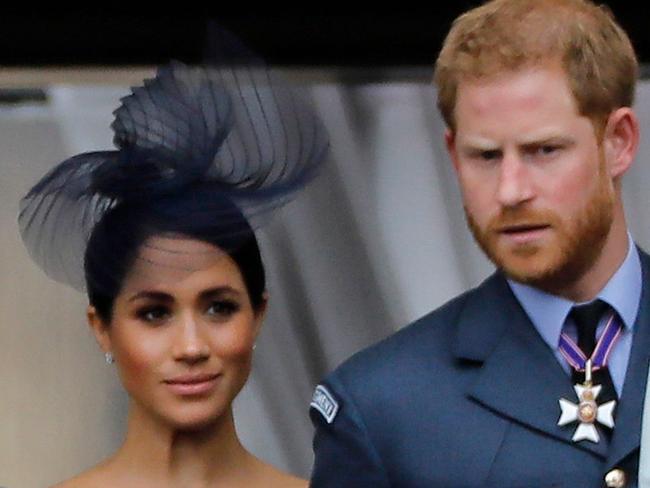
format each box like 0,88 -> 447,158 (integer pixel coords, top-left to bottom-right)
159,405 -> 227,433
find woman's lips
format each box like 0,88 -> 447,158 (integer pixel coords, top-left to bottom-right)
163,373 -> 220,396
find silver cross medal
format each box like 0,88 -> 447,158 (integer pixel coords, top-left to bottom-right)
557,359 -> 616,443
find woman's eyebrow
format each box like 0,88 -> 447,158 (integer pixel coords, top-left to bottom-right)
127,290 -> 174,303
199,286 -> 243,300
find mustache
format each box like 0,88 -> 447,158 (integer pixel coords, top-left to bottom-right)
487,208 -> 560,231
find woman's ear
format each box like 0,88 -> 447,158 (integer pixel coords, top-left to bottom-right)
87,305 -> 112,355
252,292 -> 269,340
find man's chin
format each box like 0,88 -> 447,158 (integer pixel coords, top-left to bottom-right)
492,250 -> 563,286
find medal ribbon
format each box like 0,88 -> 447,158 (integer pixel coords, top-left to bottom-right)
558,313 -> 623,372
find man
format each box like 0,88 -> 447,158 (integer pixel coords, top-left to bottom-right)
640,375 -> 650,486
310,1 -> 648,486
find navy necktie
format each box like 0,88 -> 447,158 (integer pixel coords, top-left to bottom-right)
569,300 -> 618,404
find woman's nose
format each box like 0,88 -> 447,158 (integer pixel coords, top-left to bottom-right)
172,314 -> 210,364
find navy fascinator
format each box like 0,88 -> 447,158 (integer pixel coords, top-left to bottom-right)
18,28 -> 329,292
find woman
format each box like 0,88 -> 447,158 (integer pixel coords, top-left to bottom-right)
18,45 -> 328,487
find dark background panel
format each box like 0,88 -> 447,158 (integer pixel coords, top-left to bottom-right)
1,4 -> 648,67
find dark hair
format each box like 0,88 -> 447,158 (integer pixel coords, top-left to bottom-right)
84,183 -> 266,323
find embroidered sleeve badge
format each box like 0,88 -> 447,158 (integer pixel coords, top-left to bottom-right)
310,385 -> 339,424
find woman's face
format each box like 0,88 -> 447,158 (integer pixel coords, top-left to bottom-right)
89,235 -> 265,430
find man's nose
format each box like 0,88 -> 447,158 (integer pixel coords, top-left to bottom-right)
496,151 -> 534,207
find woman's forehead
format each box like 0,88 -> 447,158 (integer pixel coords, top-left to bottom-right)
140,235 -> 225,259
120,235 -> 242,294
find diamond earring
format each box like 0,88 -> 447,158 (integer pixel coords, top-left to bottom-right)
105,352 -> 114,364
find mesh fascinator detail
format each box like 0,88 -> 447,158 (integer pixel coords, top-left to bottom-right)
19,45 -> 328,292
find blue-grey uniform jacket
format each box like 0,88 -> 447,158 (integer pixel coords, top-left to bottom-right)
310,252 -> 650,487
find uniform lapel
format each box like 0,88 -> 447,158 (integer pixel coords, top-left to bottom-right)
455,272 -> 609,458
606,249 -> 650,469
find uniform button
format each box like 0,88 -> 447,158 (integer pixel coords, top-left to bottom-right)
604,468 -> 626,488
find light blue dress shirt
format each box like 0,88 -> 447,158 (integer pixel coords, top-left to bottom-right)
508,234 -> 641,396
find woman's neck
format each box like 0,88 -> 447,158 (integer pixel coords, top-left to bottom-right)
108,403 -> 256,487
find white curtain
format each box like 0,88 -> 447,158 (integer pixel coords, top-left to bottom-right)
2,75 -> 650,487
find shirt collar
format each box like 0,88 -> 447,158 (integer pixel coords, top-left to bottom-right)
508,234 -> 641,350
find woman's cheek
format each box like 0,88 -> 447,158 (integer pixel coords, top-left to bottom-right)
213,321 -> 256,360
113,328 -> 165,393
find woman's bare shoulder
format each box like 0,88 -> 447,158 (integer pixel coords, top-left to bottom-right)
49,463 -> 112,488
254,461 -> 308,488
276,473 -> 308,488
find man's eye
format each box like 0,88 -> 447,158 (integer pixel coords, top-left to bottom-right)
535,145 -> 561,156
136,306 -> 170,323
207,300 -> 240,317
478,150 -> 501,161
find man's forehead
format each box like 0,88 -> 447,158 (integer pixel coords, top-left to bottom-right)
451,65 -> 589,143
455,63 -> 576,108
457,129 -> 573,148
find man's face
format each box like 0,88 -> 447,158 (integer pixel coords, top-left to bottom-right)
447,64 -> 615,291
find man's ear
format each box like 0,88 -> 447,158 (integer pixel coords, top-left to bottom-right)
445,129 -> 460,173
602,107 -> 639,179
87,305 -> 112,355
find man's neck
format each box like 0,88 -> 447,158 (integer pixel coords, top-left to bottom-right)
546,214 -> 629,302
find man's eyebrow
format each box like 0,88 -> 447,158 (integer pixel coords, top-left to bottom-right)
457,135 -> 498,147
458,135 -> 575,150
519,136 -> 575,146
457,139 -> 501,152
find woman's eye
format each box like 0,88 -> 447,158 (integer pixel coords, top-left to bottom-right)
136,306 -> 170,323
207,300 -> 240,317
